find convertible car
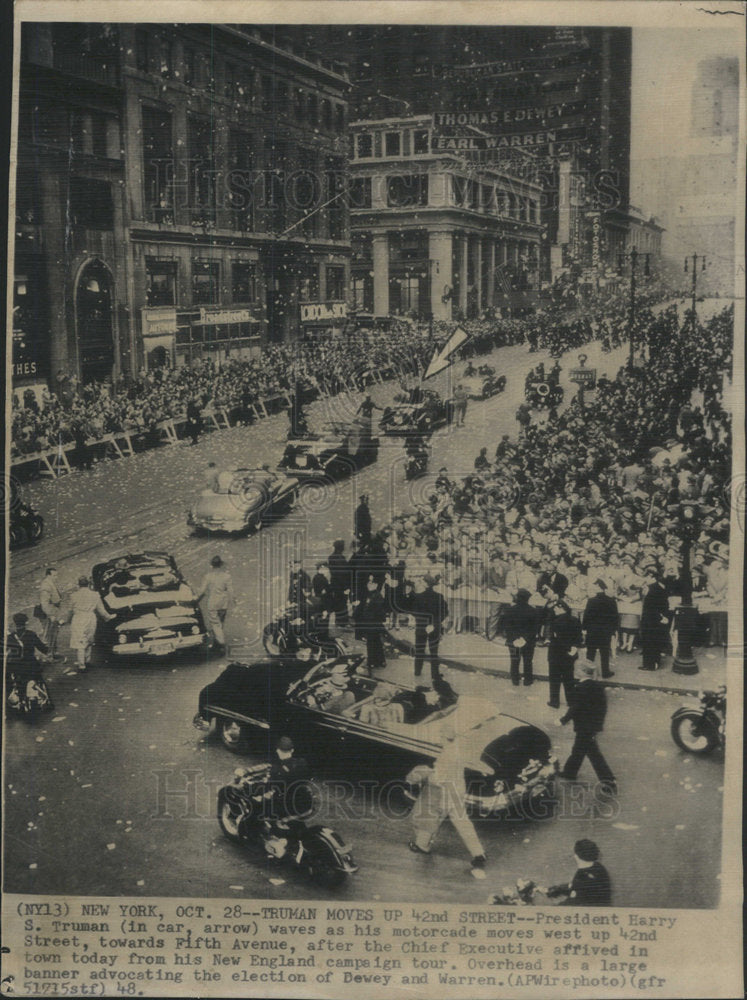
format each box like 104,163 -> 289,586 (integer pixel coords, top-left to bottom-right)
279,421 -> 379,480
92,552 -> 208,658
461,364 -> 507,401
194,657 -> 557,818
380,390 -> 454,437
188,468 -> 299,534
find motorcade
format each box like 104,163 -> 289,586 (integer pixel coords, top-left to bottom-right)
380,390 -> 454,437
188,468 -> 298,534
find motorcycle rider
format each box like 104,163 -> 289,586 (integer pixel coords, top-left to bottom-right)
260,737 -> 311,858
543,839 -> 612,906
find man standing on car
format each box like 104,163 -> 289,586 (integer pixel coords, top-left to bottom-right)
196,555 -> 234,655
503,588 -> 538,686
583,578 -> 619,679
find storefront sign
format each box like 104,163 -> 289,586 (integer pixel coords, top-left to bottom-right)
300,302 -> 347,323
570,367 -> 597,387
142,308 -> 178,337
199,308 -> 255,326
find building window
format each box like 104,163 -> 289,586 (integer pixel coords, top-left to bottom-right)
413,51 -> 430,75
183,47 -> 195,86
294,88 -> 305,118
188,115 -> 216,225
227,130 -> 254,231
192,260 -> 220,305
231,262 -> 257,303
146,259 -> 177,307
307,94 -> 318,122
326,156 -> 346,239
321,99 -> 332,129
69,177 -> 113,230
385,131 -> 401,157
135,28 -> 149,72
335,104 -> 345,132
298,266 -> 319,302
413,129 -> 429,154
326,265 -> 345,301
224,62 -> 236,99
142,105 -> 173,223
277,80 -> 288,110
158,37 -> 172,78
237,69 -> 253,103
349,176 -> 372,209
352,275 -> 373,312
261,75 -> 273,111
356,132 -> 373,158
386,174 -> 428,208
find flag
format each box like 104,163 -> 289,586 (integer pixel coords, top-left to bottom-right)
494,265 -> 512,297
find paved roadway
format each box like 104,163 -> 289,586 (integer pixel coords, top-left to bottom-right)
5,299 -> 730,907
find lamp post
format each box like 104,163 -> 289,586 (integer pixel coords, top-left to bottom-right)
672,500 -> 701,675
684,254 -> 706,329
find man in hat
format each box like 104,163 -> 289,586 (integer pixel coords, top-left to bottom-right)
354,494 -> 372,550
5,612 -> 54,718
287,558 -> 311,616
546,598 -> 582,709
407,574 -> 449,683
544,839 -> 612,906
39,567 -> 65,661
327,540 -> 351,627
639,565 -> 669,671
559,661 -> 616,793
196,555 -> 234,654
353,576 -> 388,671
503,589 -> 539,686
582,578 -> 620,679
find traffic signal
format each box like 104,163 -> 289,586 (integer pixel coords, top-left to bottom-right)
678,501 -> 700,540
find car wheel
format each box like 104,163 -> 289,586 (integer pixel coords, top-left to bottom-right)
263,626 -> 287,658
305,839 -> 347,889
10,523 -> 27,547
28,516 -> 44,542
219,718 -> 250,753
217,789 -> 244,843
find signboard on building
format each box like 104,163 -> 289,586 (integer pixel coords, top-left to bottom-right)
199,308 -> 255,326
431,124 -> 586,153
142,308 -> 178,337
300,302 -> 347,323
587,211 -> 602,270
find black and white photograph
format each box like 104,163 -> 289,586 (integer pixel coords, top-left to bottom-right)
2,2 -> 744,997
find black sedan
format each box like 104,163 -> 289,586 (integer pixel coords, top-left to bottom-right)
279,420 -> 379,480
380,389 -> 454,436
194,657 -> 558,818
92,552 -> 208,658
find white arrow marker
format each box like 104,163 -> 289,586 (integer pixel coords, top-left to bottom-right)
423,326 -> 470,380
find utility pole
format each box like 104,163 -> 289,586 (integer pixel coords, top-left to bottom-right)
618,248 -> 650,368
684,253 -> 707,328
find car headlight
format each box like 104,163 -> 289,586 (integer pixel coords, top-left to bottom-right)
119,634 -> 127,644
191,625 -> 199,634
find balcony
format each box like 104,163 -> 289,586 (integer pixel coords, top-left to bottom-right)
52,50 -> 120,87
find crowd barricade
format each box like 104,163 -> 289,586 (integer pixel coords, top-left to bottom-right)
11,443 -> 74,478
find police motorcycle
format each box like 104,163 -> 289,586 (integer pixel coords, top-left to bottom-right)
217,764 -> 358,888
404,434 -> 430,481
670,685 -> 726,755
9,501 -> 45,548
489,878 -> 544,906
477,364 -> 507,399
262,602 -> 350,661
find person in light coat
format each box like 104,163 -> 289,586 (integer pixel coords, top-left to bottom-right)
68,576 -> 114,672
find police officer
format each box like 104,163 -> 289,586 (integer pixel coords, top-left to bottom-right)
503,588 -> 538,686
544,839 -> 612,906
408,574 -> 449,683
546,597 -> 582,709
583,578 -> 620,679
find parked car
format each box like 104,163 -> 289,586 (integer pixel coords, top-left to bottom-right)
380,389 -> 454,436
279,420 -> 379,480
9,501 -> 44,548
188,468 -> 298,534
92,552 -> 208,658
194,657 -> 557,818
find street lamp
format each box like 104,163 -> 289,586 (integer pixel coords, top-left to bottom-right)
671,500 -> 701,675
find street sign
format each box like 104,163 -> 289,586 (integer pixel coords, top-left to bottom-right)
569,367 -> 597,387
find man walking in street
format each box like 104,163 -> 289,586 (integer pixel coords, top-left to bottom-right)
354,494 -> 372,549
546,598 -> 582,709
503,588 -> 538,686
583,578 -> 619,679
408,573 -> 449,683
39,567 -> 65,661
453,384 -> 468,427
196,555 -> 234,655
407,718 -> 492,879
559,662 -> 617,794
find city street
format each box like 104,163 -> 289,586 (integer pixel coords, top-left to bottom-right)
5,309 -> 727,908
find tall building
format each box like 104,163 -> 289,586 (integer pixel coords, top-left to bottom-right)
321,25 -> 632,282
349,116 -> 543,319
13,23 -> 351,386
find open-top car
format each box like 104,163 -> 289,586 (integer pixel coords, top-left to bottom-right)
380,389 -> 454,437
279,420 -> 379,480
461,364 -> 507,401
92,552 -> 208,658
194,657 -> 557,818
188,468 -> 299,534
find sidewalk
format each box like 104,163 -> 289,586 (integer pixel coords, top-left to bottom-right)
384,623 -> 727,697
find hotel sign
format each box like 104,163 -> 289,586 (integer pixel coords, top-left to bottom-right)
300,302 -> 347,323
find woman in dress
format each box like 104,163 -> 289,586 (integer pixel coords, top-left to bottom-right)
616,558 -> 644,653
68,576 -> 114,672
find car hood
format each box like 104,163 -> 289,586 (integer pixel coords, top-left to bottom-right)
193,492 -> 254,518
